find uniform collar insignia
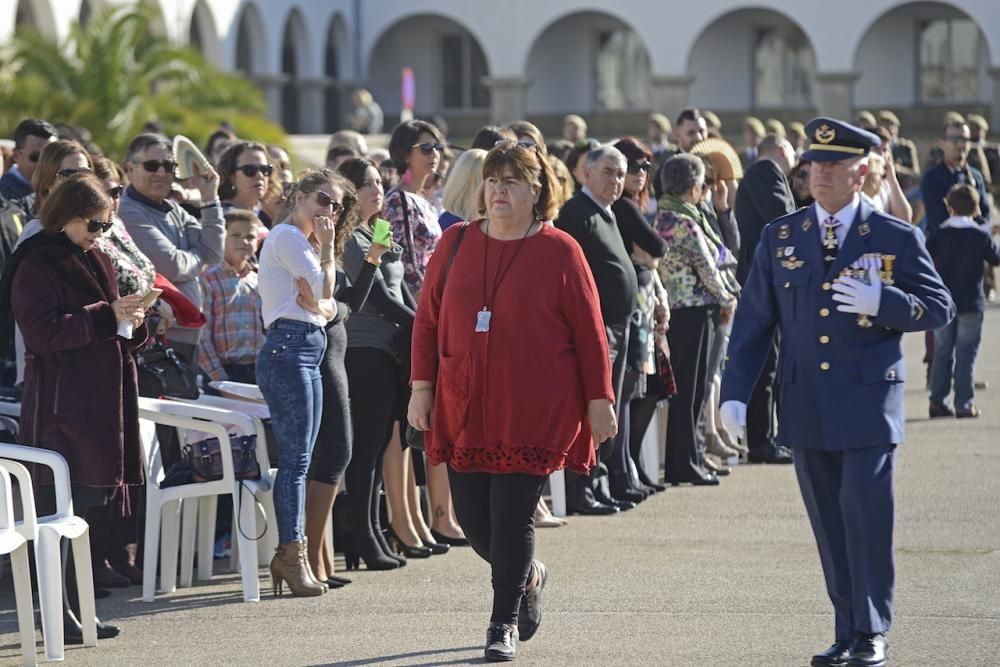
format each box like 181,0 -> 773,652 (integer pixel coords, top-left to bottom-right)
858,222 -> 871,236
802,218 -> 812,232
778,223 -> 791,240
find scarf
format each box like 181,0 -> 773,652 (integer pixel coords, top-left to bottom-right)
657,194 -> 725,250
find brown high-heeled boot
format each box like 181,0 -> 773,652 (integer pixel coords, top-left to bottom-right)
270,542 -> 325,597
299,538 -> 328,591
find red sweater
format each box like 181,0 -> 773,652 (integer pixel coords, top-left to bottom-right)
411,222 -> 613,475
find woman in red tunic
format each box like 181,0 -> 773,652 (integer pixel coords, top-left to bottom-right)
408,142 -> 617,661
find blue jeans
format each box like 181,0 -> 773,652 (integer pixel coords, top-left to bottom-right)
256,319 -> 327,544
929,311 -> 984,412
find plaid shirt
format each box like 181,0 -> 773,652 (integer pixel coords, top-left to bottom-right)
198,262 -> 265,381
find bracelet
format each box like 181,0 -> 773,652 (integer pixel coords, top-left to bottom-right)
411,386 -> 434,393
320,258 -> 335,266
364,256 -> 382,267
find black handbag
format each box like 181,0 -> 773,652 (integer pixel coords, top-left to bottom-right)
135,339 -> 199,399
405,221 -> 470,451
183,433 -> 262,483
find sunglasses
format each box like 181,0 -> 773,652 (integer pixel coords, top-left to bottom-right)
236,164 -> 273,178
139,159 -> 178,174
87,219 -> 114,234
627,161 -> 652,174
57,167 -> 93,178
313,190 -> 344,215
27,151 -> 41,163
415,143 -> 445,155
494,139 -> 537,149
107,185 -> 124,199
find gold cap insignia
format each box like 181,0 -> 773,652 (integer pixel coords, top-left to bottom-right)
815,124 -> 836,144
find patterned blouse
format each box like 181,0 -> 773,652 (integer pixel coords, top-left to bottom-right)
654,200 -> 737,310
92,217 -> 156,297
383,188 -> 442,299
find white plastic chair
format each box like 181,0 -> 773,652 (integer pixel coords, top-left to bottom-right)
0,462 -> 37,666
0,443 -> 97,661
137,398 -> 271,602
171,392 -> 278,575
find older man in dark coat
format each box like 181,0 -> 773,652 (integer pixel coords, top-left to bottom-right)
733,134 -> 798,464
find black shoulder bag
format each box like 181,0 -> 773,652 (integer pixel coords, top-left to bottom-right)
405,222 -> 469,451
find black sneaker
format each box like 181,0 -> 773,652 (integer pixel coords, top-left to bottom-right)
484,622 -> 518,662
518,560 -> 547,641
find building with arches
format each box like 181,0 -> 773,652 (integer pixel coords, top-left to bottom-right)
2,0 -> 998,138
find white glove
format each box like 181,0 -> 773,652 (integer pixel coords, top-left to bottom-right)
831,265 -> 882,316
720,401 -> 747,442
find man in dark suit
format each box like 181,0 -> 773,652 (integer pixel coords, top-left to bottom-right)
920,119 -> 991,240
555,144 -> 637,515
733,133 -> 798,465
722,118 -> 954,667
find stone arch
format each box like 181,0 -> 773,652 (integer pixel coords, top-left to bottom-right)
280,7 -> 313,133
524,10 -> 651,115
687,7 -> 818,112
324,12 -> 351,132
367,13 -> 491,115
188,0 -> 222,66
234,1 -> 267,75
854,1 -> 993,108
14,0 -> 58,38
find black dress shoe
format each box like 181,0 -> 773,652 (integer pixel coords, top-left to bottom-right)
669,471 -> 720,486
811,640 -> 853,666
610,486 -> 646,504
748,444 -> 794,464
484,622 -> 518,661
593,488 -> 635,510
61,609 -> 120,644
567,496 -> 619,515
929,400 -> 955,418
848,633 -> 888,666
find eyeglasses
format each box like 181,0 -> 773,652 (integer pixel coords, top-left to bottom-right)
27,151 -> 41,163
107,185 -> 124,199
138,159 -> 178,174
312,190 -> 344,215
86,219 -> 114,234
627,161 -> 652,174
415,143 -> 445,155
236,164 -> 273,177
57,167 -> 93,178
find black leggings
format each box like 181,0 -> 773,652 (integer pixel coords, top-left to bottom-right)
448,467 -> 547,625
343,347 -> 403,551
308,324 -> 353,486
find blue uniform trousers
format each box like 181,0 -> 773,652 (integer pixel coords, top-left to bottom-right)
794,445 -> 895,641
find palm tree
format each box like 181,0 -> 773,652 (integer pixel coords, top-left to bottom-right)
0,4 -> 286,159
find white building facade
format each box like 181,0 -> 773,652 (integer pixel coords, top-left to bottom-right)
4,0 -> 999,137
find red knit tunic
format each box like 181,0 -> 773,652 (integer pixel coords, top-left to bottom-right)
411,222 -> 614,476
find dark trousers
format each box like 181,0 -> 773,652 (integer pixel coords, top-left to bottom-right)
747,333 -> 779,455
607,368 -> 640,487
664,305 -> 717,482
567,320 -> 629,505
344,347 -> 403,554
795,445 -> 896,640
448,467 -> 547,625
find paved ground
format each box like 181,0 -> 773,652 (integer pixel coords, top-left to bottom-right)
0,306 -> 998,666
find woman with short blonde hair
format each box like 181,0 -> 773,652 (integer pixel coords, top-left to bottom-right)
439,149 -> 487,230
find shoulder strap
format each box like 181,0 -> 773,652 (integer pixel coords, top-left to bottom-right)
440,222 -> 469,292
397,189 -> 421,278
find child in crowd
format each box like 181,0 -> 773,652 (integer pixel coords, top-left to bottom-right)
199,208 -> 265,385
927,183 -> 1000,418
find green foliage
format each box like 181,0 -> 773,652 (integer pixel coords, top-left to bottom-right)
0,4 -> 286,161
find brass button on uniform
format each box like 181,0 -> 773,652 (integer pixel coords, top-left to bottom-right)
887,370 -> 896,380
819,335 -> 830,344
784,281 -> 791,288
822,282 -> 832,291
820,308 -> 830,317
820,362 -> 831,371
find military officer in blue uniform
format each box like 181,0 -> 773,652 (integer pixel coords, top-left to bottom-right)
720,117 -> 955,667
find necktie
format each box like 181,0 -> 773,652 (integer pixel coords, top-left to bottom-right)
822,216 -> 840,272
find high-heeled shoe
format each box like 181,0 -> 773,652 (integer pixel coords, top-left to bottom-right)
636,466 -> 667,492
270,542 -> 326,597
342,535 -> 401,571
430,528 -> 469,547
385,527 -> 432,558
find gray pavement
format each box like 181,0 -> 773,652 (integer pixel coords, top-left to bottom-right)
1,306 -> 998,666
